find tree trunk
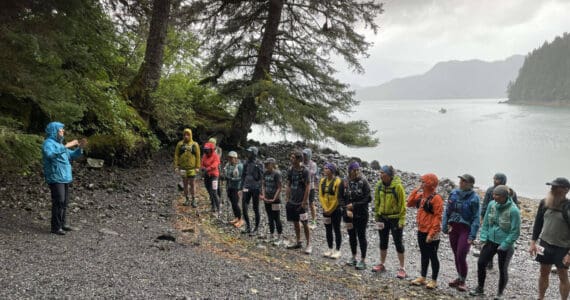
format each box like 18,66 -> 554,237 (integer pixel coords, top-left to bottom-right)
227,0 -> 285,148
126,0 -> 171,124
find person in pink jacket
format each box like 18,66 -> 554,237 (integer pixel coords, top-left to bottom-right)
201,142 -> 220,214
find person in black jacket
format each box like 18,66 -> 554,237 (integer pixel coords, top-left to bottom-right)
241,146 -> 264,235
343,161 -> 372,270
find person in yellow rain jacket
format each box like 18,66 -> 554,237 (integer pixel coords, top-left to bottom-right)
318,163 -> 344,259
174,128 -> 200,207
372,165 -> 407,279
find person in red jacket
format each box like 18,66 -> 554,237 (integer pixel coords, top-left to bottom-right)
201,142 -> 220,214
407,173 -> 444,290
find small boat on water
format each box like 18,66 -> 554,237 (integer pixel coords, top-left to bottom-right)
438,108 -> 447,114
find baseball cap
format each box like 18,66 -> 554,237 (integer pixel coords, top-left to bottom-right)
228,151 -> 238,158
546,177 -> 570,188
458,174 -> 475,184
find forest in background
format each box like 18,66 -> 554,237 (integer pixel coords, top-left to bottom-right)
508,32 -> 570,104
0,0 -> 382,172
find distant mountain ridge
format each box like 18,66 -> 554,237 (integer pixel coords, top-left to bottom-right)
357,55 -> 525,100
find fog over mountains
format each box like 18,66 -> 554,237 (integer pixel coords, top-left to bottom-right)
356,55 -> 524,100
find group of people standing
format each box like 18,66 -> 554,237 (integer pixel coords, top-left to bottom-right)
42,124 -> 570,300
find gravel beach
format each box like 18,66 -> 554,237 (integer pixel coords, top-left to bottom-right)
0,144 -> 559,299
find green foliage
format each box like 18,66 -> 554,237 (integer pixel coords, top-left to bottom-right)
0,127 -> 43,174
508,32 -> 570,104
87,132 -> 159,166
191,1 -> 382,146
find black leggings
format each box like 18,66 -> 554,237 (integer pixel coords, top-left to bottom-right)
477,242 -> 514,294
227,187 -> 241,219
417,231 -> 440,280
264,202 -> 282,234
204,175 -> 219,211
324,209 -> 342,250
378,217 -> 405,253
347,216 -> 368,259
49,183 -> 69,232
242,189 -> 260,230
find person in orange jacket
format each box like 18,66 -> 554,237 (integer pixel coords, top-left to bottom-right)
201,142 -> 220,214
407,173 -> 444,289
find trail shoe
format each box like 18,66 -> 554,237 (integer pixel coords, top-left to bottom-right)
309,220 -> 317,229
51,229 -> 66,236
456,281 -> 468,292
286,241 -> 303,250
448,278 -> 461,287
410,277 -> 426,286
191,198 -> 197,208
355,261 -> 366,270
304,245 -> 312,254
425,280 -> 438,289
396,268 -> 407,279
183,197 -> 190,206
323,249 -> 333,258
62,225 -> 77,232
330,250 -> 341,259
469,286 -> 484,296
249,228 -> 258,236
241,227 -> 251,235
372,263 -> 386,273
346,258 -> 357,267
493,293 -> 503,300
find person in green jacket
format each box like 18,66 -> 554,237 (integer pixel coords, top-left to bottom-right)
372,165 -> 407,279
470,185 -> 521,299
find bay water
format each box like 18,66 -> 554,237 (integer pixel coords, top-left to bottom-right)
251,99 -> 570,199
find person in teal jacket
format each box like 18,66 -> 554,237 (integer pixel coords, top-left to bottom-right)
470,185 -> 520,299
42,122 -> 87,235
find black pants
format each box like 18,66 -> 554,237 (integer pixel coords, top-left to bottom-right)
242,189 -> 260,230
204,175 -> 219,211
227,187 -> 241,219
49,183 -> 69,232
477,242 -> 514,294
264,202 -> 282,234
417,231 -> 440,280
324,209 -> 342,250
348,215 -> 368,259
378,217 -> 405,253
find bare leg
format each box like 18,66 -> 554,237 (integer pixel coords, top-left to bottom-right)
538,264 -> 551,300
398,252 -> 405,269
558,266 -> 570,300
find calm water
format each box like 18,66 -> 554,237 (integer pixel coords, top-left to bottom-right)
251,99 -> 570,199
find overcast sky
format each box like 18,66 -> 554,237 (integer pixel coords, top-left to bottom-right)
336,0 -> 570,87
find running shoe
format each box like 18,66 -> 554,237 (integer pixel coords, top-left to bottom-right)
456,281 -> 468,292
410,277 -> 426,286
448,278 -> 461,287
191,199 -> 197,208
371,263 -> 386,273
425,280 -> 437,289
330,250 -> 341,259
469,286 -> 484,296
396,268 -> 407,279
355,261 -> 366,270
493,293 -> 503,300
304,245 -> 312,254
346,258 -> 357,267
286,241 -> 303,249
323,249 -> 333,258
309,220 -> 317,229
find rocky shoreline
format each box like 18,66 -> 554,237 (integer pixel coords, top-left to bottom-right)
0,142 -> 555,299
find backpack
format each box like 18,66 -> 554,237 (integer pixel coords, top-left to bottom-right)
538,199 -> 570,229
416,193 -> 438,214
377,182 -> 399,206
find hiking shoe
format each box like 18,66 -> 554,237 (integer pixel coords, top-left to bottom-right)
346,258 -> 357,267
330,250 -> 341,259
355,261 -> 366,270
191,199 -> 197,208
273,239 -> 283,247
323,249 -> 333,258
469,286 -> 484,296
372,263 -> 386,273
456,281 -> 468,292
426,280 -> 437,289
183,197 -> 190,206
396,268 -> 407,279
309,220 -> 317,229
249,228 -> 258,236
410,277 -> 426,286
304,245 -> 312,254
448,278 -> 461,287
493,293 -> 503,300
286,241 -> 303,249
62,225 -> 77,232
241,228 -> 251,235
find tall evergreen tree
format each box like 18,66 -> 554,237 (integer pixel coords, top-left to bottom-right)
189,0 -> 383,147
